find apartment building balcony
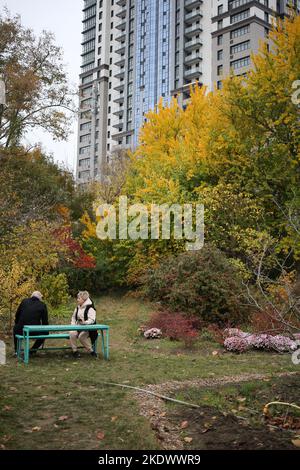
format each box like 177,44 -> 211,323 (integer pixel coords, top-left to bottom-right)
112,128 -> 134,141
113,121 -> 124,130
185,50 -> 203,65
115,56 -> 125,67
116,0 -> 126,6
181,81 -> 202,96
116,31 -> 126,42
185,0 -> 202,11
185,9 -> 203,24
114,82 -> 125,92
114,94 -> 125,104
116,20 -> 126,31
113,107 -> 124,117
184,64 -> 202,79
184,37 -> 202,51
116,7 -> 127,19
115,69 -> 125,79
116,43 -> 126,54
185,23 -> 203,37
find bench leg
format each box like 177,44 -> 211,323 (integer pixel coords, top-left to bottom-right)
93,336 -> 98,354
100,331 -> 105,358
17,337 -> 22,361
24,333 -> 30,365
105,329 -> 109,360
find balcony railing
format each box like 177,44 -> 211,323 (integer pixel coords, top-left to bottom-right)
185,37 -> 203,50
185,51 -> 203,64
185,0 -> 202,10
185,9 -> 203,23
185,23 -> 203,36
184,64 -> 202,77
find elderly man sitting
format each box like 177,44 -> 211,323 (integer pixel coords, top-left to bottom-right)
70,291 -> 97,358
13,291 -> 49,355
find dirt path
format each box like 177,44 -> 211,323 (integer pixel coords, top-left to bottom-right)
133,372 -> 299,450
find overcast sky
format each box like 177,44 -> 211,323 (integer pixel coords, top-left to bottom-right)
1,0 -> 83,172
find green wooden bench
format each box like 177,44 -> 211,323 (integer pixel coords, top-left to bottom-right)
16,324 -> 110,364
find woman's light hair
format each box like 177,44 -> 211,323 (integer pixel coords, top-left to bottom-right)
77,291 -> 90,301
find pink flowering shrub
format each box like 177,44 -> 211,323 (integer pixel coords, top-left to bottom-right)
224,336 -> 250,353
224,330 -> 298,353
246,334 -> 274,350
270,335 -> 298,352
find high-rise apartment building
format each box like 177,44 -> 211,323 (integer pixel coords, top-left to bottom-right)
76,0 -> 299,183
212,0 -> 300,90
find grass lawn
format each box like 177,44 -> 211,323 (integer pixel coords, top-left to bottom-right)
0,293 -> 299,450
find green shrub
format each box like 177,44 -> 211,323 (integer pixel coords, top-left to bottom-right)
39,273 -> 70,308
62,267 -> 109,296
142,244 -> 247,325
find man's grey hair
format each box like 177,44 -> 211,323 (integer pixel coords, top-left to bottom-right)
31,291 -> 43,301
77,291 -> 90,301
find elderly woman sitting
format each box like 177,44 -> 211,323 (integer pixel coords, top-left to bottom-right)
69,291 -> 97,358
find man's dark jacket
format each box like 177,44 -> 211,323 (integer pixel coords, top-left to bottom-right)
14,297 -> 49,333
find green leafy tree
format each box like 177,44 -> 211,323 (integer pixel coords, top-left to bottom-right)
0,10 -> 75,147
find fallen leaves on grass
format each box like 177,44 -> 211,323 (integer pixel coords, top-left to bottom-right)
58,415 -> 69,422
265,415 -> 300,430
180,421 -> 189,429
183,437 -> 193,443
292,439 -> 300,448
96,431 -> 105,441
3,405 -> 12,411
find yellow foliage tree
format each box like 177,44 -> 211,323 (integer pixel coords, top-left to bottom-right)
0,259 -> 35,330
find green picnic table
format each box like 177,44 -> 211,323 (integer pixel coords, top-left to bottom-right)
16,324 -> 110,364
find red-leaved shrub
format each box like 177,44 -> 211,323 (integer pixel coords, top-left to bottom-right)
146,310 -> 199,348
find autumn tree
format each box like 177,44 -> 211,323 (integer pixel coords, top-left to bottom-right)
0,146 -> 94,238
0,10 -> 75,148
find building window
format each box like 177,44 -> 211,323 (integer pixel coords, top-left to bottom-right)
217,81 -> 223,90
229,0 -> 252,9
217,35 -> 223,45
217,50 -> 223,60
230,24 -> 250,39
230,56 -> 250,70
230,9 -> 250,24
82,74 -> 93,85
80,122 -> 91,132
218,5 -> 223,15
230,40 -> 250,55
217,65 -> 223,76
